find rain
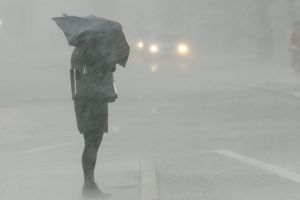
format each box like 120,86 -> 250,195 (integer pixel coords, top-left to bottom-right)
1,0 -> 300,199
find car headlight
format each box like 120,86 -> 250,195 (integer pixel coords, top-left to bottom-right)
150,64 -> 159,72
137,41 -> 144,49
177,43 -> 189,55
149,44 -> 159,54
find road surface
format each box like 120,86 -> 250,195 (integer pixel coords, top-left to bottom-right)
1,59 -> 300,199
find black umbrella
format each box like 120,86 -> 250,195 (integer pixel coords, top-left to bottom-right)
52,15 -> 130,67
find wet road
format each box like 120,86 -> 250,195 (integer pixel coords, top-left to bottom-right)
1,60 -> 300,199
112,61 -> 300,199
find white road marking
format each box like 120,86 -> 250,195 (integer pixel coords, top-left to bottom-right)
140,160 -> 159,200
214,149 -> 300,184
0,141 -> 81,159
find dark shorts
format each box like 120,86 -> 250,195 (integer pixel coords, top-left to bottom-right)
74,98 -> 108,134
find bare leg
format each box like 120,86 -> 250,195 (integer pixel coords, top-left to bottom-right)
82,130 -> 104,185
81,131 -> 111,199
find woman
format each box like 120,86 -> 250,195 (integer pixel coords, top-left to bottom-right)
71,40 -> 116,199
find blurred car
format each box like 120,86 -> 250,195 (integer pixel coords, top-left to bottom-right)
133,33 -> 193,72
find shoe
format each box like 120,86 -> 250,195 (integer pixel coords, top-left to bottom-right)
81,182 -> 111,199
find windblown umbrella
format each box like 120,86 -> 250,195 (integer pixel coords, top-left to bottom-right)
52,15 -> 130,67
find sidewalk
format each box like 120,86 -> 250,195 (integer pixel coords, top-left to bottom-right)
0,143 -> 141,200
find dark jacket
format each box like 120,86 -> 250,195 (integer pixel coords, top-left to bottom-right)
71,47 -> 111,134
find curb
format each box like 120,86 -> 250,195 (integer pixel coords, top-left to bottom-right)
139,160 -> 159,200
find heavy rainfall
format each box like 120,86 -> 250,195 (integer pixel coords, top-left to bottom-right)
1,0 -> 300,200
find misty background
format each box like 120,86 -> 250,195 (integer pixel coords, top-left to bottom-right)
0,0 -> 299,104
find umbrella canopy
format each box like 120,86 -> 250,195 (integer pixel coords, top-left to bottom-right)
52,15 -> 130,67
